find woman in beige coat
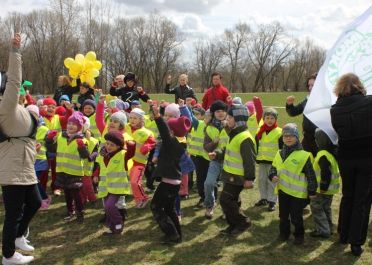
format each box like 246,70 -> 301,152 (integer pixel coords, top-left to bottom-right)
0,34 -> 41,265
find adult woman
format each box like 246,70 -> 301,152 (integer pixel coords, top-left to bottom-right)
53,75 -> 80,104
285,74 -> 318,156
0,34 -> 40,264
330,73 -> 372,256
165,74 -> 197,103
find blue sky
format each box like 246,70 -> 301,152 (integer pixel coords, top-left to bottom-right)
2,0 -> 371,49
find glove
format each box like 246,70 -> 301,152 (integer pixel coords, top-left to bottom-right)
76,139 -> 85,148
47,130 -> 58,140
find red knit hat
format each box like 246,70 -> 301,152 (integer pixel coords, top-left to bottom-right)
43,97 -> 57,106
167,116 -> 191,137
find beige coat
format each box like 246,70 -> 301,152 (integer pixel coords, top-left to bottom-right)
0,50 -> 37,185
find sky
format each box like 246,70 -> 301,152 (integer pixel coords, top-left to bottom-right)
1,0 -> 371,50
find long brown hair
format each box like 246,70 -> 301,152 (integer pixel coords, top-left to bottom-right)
334,73 -> 366,97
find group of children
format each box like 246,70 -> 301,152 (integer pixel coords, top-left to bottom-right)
21,80 -> 340,246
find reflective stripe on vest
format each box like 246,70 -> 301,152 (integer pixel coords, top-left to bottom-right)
206,125 -> 228,151
44,115 -> 61,131
97,150 -> 131,198
223,130 -> 254,176
272,150 -> 311,199
88,113 -> 100,138
314,150 -> 340,195
187,121 -> 209,160
256,127 -> 282,161
56,134 -> 86,176
83,137 -> 99,176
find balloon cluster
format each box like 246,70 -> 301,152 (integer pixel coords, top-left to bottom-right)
64,51 -> 102,87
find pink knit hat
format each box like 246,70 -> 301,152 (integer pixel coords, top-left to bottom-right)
26,104 -> 39,117
67,111 -> 84,131
167,116 -> 191,137
245,101 -> 255,115
165,103 -> 180,118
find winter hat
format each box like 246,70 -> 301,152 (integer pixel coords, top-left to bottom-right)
67,111 -> 85,131
104,131 -> 125,149
124,72 -> 136,83
110,99 -> 130,111
165,103 -> 180,118
82,99 -> 96,110
210,100 -> 227,114
227,104 -> 249,128
314,128 -> 333,149
36,98 -> 44,107
232,97 -> 242,106
130,108 -> 145,121
131,100 -> 141,107
167,116 -> 191,137
26,104 -> 39,117
55,106 -> 66,116
192,106 -> 206,116
245,101 -> 255,115
43,97 -> 56,106
110,111 -> 128,127
282,123 -> 299,139
263,107 -> 278,119
59,95 -> 70,104
82,116 -> 90,132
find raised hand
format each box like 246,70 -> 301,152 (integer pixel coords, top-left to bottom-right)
11,33 -> 21,49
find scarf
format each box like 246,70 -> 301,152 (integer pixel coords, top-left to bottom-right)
211,118 -> 224,131
256,122 -> 278,140
280,140 -> 302,161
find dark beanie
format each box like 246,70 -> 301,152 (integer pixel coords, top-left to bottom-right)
124,72 -> 136,83
104,131 -> 124,149
82,99 -> 96,110
227,105 -> 249,127
210,100 -> 227,113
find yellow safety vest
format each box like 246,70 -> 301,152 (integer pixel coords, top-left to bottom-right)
205,125 -> 228,152
35,125 -> 49,161
313,150 -> 340,195
187,121 -> 210,161
128,127 -> 153,164
256,127 -> 282,161
144,115 -> 159,138
88,113 -> 100,138
247,114 -> 263,138
97,150 -> 131,198
56,134 -> 87,176
83,137 -> 99,176
44,115 -> 61,131
223,130 -> 255,176
272,150 -> 311,199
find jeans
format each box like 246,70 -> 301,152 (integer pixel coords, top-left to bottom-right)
2,184 -> 41,258
204,160 -> 222,208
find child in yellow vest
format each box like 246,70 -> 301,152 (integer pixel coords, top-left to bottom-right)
270,123 -> 317,245
45,112 -> 90,223
97,131 -> 131,235
255,108 -> 283,211
126,108 -> 156,208
309,129 -> 340,238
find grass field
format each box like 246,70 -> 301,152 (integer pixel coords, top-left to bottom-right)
2,92 -> 372,265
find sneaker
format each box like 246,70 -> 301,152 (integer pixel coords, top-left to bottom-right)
53,189 -> 62,196
268,202 -> 276,212
254,199 -> 268,207
15,236 -> 34,252
220,226 -> 235,235
2,251 -> 34,265
205,207 -> 214,219
39,199 -> 50,211
63,212 -> 75,221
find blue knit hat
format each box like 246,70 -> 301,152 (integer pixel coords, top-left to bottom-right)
282,123 -> 299,139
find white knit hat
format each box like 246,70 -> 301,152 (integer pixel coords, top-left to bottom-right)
130,108 -> 145,121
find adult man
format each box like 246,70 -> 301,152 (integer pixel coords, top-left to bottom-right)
202,72 -> 231,110
0,33 -> 40,264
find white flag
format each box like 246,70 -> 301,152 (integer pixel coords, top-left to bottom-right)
304,5 -> 372,144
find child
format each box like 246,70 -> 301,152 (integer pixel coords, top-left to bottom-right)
46,112 -> 90,223
310,128 -> 340,238
245,97 -> 263,138
81,99 -> 100,138
150,105 -> 191,244
75,83 -> 95,111
203,100 -> 229,219
269,123 -> 317,245
219,104 -> 256,236
97,131 -> 131,235
255,108 -> 283,211
126,108 -> 156,208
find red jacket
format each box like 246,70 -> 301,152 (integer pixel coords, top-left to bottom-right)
202,85 -> 230,110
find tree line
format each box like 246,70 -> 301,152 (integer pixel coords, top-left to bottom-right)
0,0 -> 325,95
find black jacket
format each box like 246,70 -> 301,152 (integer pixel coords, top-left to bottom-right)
53,79 -> 80,104
286,98 -> 317,138
331,94 -> 372,159
153,116 -> 186,180
77,90 -> 95,110
164,84 -> 197,103
109,85 -> 150,104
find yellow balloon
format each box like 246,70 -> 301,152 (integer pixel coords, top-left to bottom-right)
85,61 -> 94,70
69,69 -> 79,79
93,61 -> 102,70
75,54 -> 85,63
64,57 -> 74,69
89,69 -> 100,78
87,78 -> 95,87
85,51 -> 96,61
80,73 -> 87,83
70,62 -> 82,73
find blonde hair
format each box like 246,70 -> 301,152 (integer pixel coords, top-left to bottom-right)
58,75 -> 71,86
334,73 -> 366,97
179,74 -> 188,83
